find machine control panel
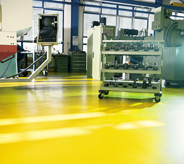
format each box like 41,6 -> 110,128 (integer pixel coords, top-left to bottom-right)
37,14 -> 58,46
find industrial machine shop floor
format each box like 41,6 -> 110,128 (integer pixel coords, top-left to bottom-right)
0,73 -> 184,164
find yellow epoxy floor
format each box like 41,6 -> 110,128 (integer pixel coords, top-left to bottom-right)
0,73 -> 184,164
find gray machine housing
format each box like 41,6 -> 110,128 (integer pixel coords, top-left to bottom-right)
87,25 -> 116,80
152,7 -> 184,84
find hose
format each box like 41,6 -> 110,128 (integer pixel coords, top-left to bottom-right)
0,57 -> 13,79
130,57 -> 139,63
165,21 -> 181,47
5,52 -> 46,79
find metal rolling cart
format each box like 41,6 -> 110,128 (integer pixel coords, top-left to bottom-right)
98,40 -> 164,102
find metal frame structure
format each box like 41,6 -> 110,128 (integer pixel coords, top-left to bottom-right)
99,39 -> 164,102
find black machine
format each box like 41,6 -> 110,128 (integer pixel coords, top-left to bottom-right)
38,15 -> 58,43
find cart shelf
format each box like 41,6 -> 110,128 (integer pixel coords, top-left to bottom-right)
101,66 -> 161,74
101,50 -> 162,56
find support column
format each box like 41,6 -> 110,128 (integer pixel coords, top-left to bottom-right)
71,0 -> 79,51
64,4 -> 71,53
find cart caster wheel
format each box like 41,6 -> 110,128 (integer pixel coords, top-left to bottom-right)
105,91 -> 109,95
22,72 -> 28,77
165,81 -> 170,86
155,96 -> 160,103
98,93 -> 104,99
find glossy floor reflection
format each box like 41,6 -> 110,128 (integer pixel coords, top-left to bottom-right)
0,73 -> 184,164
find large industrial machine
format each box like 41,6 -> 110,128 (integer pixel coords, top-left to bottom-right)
151,7 -> 184,85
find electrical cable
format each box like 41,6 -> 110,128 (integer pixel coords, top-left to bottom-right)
165,21 -> 177,46
5,52 -> 46,79
0,57 -> 13,79
165,21 -> 181,47
130,57 -> 139,63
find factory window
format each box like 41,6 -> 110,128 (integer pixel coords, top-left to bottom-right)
177,13 -> 184,17
102,3 -> 116,15
120,17 -> 132,29
102,9 -> 116,15
119,5 -> 132,10
84,7 -> 100,13
44,2 -> 63,9
102,15 -> 116,26
84,1 -> 101,13
102,3 -> 117,8
170,12 -> 177,20
83,13 -> 99,36
175,13 -> 184,20
32,1 -> 42,7
51,0 -> 65,1
83,38 -> 87,44
119,10 -> 132,17
134,7 -> 150,18
148,14 -> 154,35
23,43 -> 37,52
134,19 -> 147,33
83,45 -> 87,53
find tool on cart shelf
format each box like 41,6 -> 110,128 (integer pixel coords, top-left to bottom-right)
98,40 -> 164,102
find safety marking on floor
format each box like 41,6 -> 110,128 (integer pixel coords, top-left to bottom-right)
114,120 -> 165,130
0,112 -> 106,126
0,127 -> 91,144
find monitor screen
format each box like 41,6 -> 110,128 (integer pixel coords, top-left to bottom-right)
42,17 -> 55,27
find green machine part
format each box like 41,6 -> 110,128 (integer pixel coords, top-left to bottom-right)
163,47 -> 184,84
0,54 -> 18,78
